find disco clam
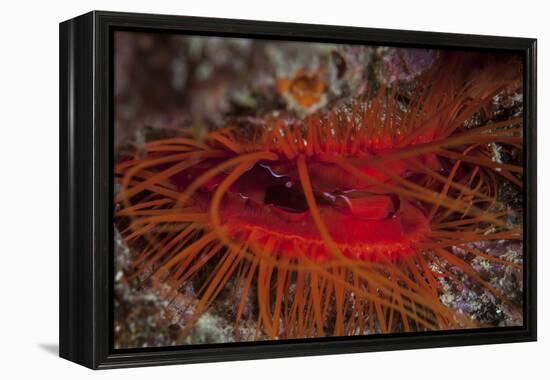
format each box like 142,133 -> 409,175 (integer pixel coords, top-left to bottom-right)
115,55 -> 523,341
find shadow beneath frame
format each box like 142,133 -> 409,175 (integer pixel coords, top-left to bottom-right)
38,343 -> 59,356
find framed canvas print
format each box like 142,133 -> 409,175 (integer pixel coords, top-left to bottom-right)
59,11 -> 537,369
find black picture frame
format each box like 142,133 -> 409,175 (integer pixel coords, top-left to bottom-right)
59,10 -> 537,369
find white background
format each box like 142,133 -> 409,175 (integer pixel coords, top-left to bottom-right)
0,0 -> 546,378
